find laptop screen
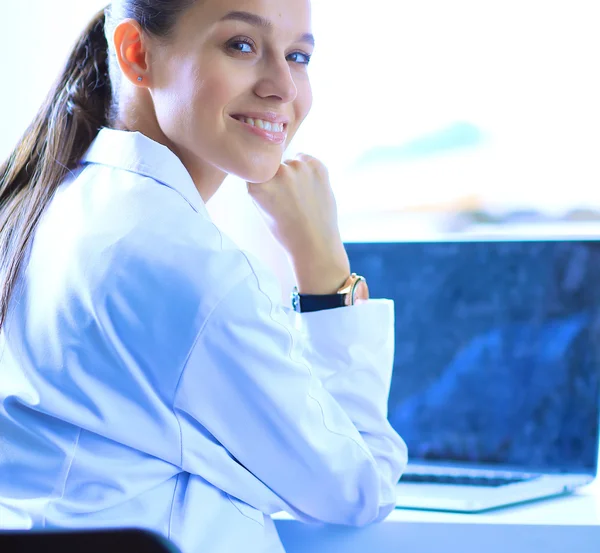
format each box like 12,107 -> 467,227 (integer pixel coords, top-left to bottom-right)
345,239 -> 600,473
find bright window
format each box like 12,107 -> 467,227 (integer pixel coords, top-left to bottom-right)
2,1 -> 599,240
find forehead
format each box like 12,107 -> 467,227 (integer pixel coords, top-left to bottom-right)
186,0 -> 313,34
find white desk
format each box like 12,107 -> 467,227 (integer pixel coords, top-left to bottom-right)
273,481 -> 600,553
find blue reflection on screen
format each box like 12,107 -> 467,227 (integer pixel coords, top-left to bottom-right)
345,240 -> 600,472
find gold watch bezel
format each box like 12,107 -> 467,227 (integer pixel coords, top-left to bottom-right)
337,273 -> 368,306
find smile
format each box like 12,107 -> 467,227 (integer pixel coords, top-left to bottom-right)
230,115 -> 288,145
231,115 -> 286,133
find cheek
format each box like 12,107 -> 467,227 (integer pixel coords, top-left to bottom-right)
285,80 -> 312,145
296,79 -> 313,121
189,74 -> 231,117
174,61 -> 241,124
286,79 -> 313,146
167,73 -> 234,147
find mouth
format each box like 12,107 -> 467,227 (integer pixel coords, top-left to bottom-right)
230,114 -> 288,133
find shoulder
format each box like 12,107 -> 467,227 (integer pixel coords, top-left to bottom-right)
45,164 -> 266,323
25,165 -> 286,396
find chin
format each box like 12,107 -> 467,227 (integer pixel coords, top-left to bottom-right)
230,155 -> 283,184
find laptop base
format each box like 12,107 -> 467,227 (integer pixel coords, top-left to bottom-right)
396,470 -> 593,513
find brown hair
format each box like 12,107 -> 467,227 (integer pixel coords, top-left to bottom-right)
0,1 -> 196,330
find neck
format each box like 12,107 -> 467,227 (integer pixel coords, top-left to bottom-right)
168,141 -> 228,203
115,97 -> 228,203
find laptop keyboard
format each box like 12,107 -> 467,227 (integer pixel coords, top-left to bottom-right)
399,472 -> 540,487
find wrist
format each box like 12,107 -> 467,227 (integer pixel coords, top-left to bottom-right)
288,236 -> 350,294
291,256 -> 350,295
292,272 -> 369,313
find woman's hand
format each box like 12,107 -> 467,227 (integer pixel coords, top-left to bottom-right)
247,154 -> 350,295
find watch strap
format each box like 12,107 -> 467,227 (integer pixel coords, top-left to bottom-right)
293,290 -> 347,313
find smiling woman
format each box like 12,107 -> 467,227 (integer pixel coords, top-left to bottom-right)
0,1 -> 407,553
107,1 -> 314,190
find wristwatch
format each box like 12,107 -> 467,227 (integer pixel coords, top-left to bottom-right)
291,273 -> 369,313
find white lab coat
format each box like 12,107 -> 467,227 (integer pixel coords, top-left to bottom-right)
0,129 -> 407,553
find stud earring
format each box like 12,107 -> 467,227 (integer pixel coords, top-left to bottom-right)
137,76 -> 143,82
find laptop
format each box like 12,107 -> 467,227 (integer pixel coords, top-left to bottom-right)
345,237 -> 600,512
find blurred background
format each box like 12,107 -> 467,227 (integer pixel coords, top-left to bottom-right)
2,0 -> 599,295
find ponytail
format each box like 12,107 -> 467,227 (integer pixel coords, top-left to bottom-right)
0,7 -> 111,330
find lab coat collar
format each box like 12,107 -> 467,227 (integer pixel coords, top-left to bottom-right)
82,127 -> 209,217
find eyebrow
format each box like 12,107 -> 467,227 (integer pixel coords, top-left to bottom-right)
220,10 -> 316,47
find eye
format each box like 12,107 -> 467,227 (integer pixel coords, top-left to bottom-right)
287,51 -> 312,65
227,37 -> 255,54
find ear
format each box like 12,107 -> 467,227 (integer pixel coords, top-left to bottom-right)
112,19 -> 151,86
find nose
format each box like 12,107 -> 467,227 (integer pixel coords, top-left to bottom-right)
254,55 -> 298,104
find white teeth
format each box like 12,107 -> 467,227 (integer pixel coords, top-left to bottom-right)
241,117 -> 284,132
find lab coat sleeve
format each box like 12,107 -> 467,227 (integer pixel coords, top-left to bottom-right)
289,297 -> 405,523
173,265 -> 407,527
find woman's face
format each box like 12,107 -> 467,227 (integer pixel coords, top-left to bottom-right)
148,0 -> 314,184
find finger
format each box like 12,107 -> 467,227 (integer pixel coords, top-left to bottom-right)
295,153 -> 316,162
284,153 -> 306,167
